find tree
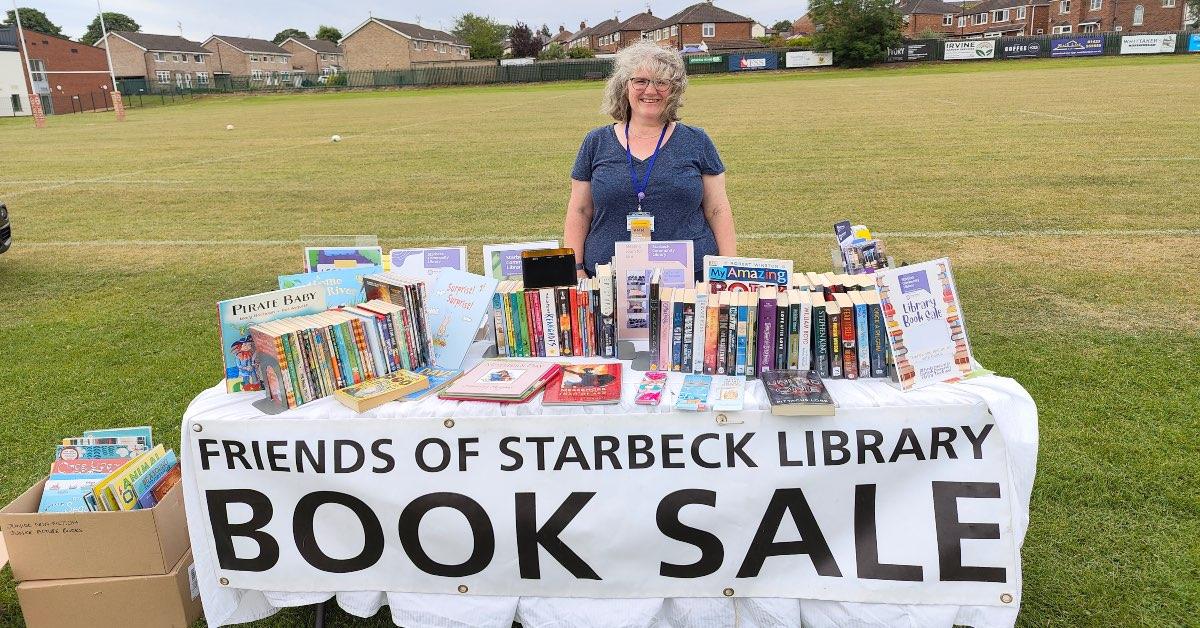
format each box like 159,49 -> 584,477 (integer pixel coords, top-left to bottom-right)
809,0 -> 903,68
452,12 -> 505,59
567,46 -> 595,59
538,42 -> 566,60
1187,0 -> 1199,27
315,25 -> 342,43
2,7 -> 63,37
772,19 -> 794,31
80,12 -> 139,46
510,22 -> 540,58
272,28 -> 309,44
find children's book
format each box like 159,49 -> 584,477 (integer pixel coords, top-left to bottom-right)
38,477 -> 107,513
874,258 -> 973,390
56,444 -> 141,460
130,450 -> 179,498
50,457 -> 128,476
439,359 -> 561,402
483,241 -> 560,281
634,371 -> 668,406
278,266 -> 378,308
675,374 -> 713,412
93,444 -> 167,511
334,370 -> 430,412
761,369 -> 836,416
136,464 -> 181,509
82,426 -> 154,448
218,285 -> 326,393
711,375 -> 745,412
611,241 -> 694,341
424,269 -> 499,369
304,246 -> 384,272
389,247 -> 468,280
543,363 -> 622,405
401,367 -> 464,401
703,256 -> 793,293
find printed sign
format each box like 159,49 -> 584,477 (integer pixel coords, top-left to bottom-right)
1050,36 -> 1103,57
905,43 -> 932,61
1120,34 -> 1177,54
29,93 -> 46,128
784,51 -> 833,68
944,40 -> 996,60
686,55 -> 723,64
1000,40 -> 1043,59
727,53 -> 778,71
1188,33 -> 1200,52
886,46 -> 906,63
188,406 -> 1022,603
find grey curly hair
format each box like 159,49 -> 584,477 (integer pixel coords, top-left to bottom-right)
601,41 -> 688,123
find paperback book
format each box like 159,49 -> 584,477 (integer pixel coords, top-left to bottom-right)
675,374 -> 713,411
874,258 -> 973,390
425,269 -> 499,369
760,369 -> 836,416
334,370 -> 431,412
218,285 -> 326,393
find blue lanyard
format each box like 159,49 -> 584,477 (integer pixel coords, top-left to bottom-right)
625,122 -> 669,213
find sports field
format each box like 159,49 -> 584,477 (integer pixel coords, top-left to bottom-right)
0,54 -> 1197,627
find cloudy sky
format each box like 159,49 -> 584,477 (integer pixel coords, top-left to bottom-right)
25,0 -> 808,42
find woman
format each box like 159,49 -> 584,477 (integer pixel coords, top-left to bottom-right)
565,41 -> 736,280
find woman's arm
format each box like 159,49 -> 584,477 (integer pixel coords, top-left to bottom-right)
564,179 -> 595,277
702,173 -> 737,256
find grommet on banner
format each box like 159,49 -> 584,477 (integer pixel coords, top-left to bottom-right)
715,414 -> 742,425
192,423 -> 203,432
722,588 -> 734,597
443,419 -> 455,429
457,585 -> 469,593
1001,593 -> 1013,604
219,577 -> 229,586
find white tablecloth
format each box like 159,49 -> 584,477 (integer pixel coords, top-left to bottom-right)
181,360 -> 1037,628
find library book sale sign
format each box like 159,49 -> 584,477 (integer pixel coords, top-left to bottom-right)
186,406 -> 1023,607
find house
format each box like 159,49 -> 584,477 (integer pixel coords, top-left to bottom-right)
568,21 -> 593,48
203,36 -> 293,84
0,27 -> 28,116
1049,0 -> 1185,33
542,25 -> 573,51
340,17 -> 469,71
280,37 -> 343,75
611,11 -> 664,51
953,0 -> 1051,37
95,31 -> 214,91
581,18 -> 620,50
645,2 -> 755,50
8,28 -> 113,114
897,0 -> 968,38
792,13 -> 818,35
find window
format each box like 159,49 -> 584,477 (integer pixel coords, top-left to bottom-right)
70,48 -> 78,53
250,55 -> 259,62
993,9 -> 1009,21
194,54 -> 203,62
173,54 -> 182,62
1060,0 -> 1070,12
1132,4 -> 1144,23
614,32 -> 620,42
944,14 -> 954,25
675,24 -> 683,36
280,72 -> 290,81
197,72 -> 209,86
11,94 -> 22,112
959,15 -> 966,26
1163,0 -> 1174,6
1081,22 -> 1099,31
154,52 -> 165,62
156,70 -> 170,82
29,59 -> 46,82
977,12 -> 988,23
984,31 -> 1002,37
1017,6 -> 1027,19
1052,24 -> 1073,32
251,69 -> 263,80
701,23 -> 714,37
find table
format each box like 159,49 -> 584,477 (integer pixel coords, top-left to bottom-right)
180,360 -> 1037,628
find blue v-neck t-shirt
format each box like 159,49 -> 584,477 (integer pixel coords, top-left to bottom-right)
571,122 -> 725,278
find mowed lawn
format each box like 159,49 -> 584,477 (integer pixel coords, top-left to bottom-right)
0,54 -> 1197,627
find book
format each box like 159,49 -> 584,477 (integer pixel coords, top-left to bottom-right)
734,291 -> 750,376
93,444 -> 166,511
756,288 -> 777,376
711,375 -> 745,412
483,241 -> 559,281
648,269 -> 662,369
703,256 -> 794,293
680,289 -> 696,372
634,371 -> 668,406
827,301 -> 843,378
278,266 -> 377,309
658,287 -> 675,370
539,287 -> 560,357
836,293 -> 858,379
851,291 -> 871,377
556,286 -> 574,357
136,463 -> 181,509
219,285 -> 326,393
670,293 -> 686,371
775,289 -> 790,371
761,369 -> 836,416
50,457 -> 128,476
82,427 -> 154,448
129,450 -> 178,499
812,294 -> 830,377
543,363 -> 622,405
439,359 -> 561,402
875,258 -> 974,390
692,285 -> 708,374
597,263 -> 616,357
787,290 -> 802,370
703,291 -> 720,375
612,241 -> 694,341
746,291 -> 758,377
335,370 -> 430,412
865,290 -> 888,377
389,247 -> 468,279
715,291 -> 731,375
401,367 -> 464,401
491,281 -> 510,357
675,374 -> 713,411
425,269 -> 499,369
39,477 -> 108,513
304,246 -> 384,272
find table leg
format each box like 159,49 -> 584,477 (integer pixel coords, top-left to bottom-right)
313,601 -> 327,628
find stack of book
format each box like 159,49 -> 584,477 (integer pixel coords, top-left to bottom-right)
40,427 -> 181,513
489,264 -> 617,359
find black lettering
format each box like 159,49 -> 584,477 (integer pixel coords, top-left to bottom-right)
629,435 -> 655,469
856,430 -> 885,464
930,427 -> 958,460
516,492 -> 600,580
889,428 -> 926,462
205,489 -> 279,571
334,440 -> 365,473
854,484 -> 922,581
822,431 -> 850,466
778,432 -> 803,467
691,433 -> 721,469
726,432 -> 757,467
932,481 -> 1006,583
805,430 -> 816,465
415,438 -> 451,472
528,436 -> 554,470
657,489 -> 723,578
399,493 -> 494,577
371,439 -> 395,473
266,441 -> 288,472
554,436 -> 591,471
593,436 -> 622,470
249,440 -> 265,470
962,424 -> 994,460
737,488 -> 841,578
661,434 -> 685,469
293,491 -> 383,573
223,441 -> 253,470
458,437 -> 480,471
500,436 -> 523,471
296,440 -> 325,473
199,439 -> 219,471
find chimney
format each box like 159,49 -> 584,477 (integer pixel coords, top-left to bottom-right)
580,21 -> 587,30
559,25 -> 566,33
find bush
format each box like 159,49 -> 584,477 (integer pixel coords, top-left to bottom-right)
538,43 -> 566,60
786,36 -> 814,48
324,73 -> 347,87
810,0 -> 903,67
567,47 -> 595,59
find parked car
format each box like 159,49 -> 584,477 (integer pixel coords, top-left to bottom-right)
0,202 -> 9,254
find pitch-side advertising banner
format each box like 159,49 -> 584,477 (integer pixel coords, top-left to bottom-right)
187,406 -> 1022,608
1050,36 -> 1104,57
785,51 -> 833,68
944,40 -> 996,60
1120,34 -> 1177,54
727,53 -> 778,71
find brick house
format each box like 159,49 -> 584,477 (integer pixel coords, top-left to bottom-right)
203,36 -> 293,84
791,13 -> 818,35
952,0 -> 1052,37
578,18 -> 619,50
280,37 -> 344,75
567,22 -> 592,49
645,2 -> 755,50
542,25 -> 573,52
1048,0 -> 1185,33
597,11 -> 663,52
1,27 -> 29,116
95,31 -> 214,91
898,0 -> 967,37
0,27 -> 112,115
340,18 -> 469,71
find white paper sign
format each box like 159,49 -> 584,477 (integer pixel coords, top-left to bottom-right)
785,51 -> 834,68
1120,34 -> 1177,54
944,41 -> 996,60
187,406 -> 1021,606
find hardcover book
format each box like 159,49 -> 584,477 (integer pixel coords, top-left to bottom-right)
703,256 -> 794,293
425,269 -> 499,369
136,463 -> 181,509
542,363 -> 622,405
761,369 -> 836,416
483,241 -> 560,281
219,285 -> 326,393
439,359 -> 561,402
335,370 -> 431,412
612,241 -> 694,341
278,267 -> 378,308
874,258 -> 973,390
304,246 -> 384,272
389,247 -> 468,279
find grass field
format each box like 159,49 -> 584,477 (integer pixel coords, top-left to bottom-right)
1,54 -> 1198,627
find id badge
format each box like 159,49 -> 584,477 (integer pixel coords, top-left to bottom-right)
626,212 -> 654,242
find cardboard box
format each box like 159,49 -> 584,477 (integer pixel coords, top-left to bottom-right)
17,549 -> 202,628
0,477 -> 190,581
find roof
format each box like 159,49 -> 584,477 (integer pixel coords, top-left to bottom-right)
703,38 -> 769,51
370,18 -> 464,45
585,18 -> 621,38
969,0 -> 1047,10
0,26 -> 17,51
897,0 -> 965,14
545,29 -> 573,45
284,37 -> 342,54
207,35 -> 290,55
107,31 -> 210,54
617,11 -> 663,32
658,2 -> 754,25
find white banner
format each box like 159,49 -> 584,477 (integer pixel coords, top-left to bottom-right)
187,406 -> 1021,607
944,40 -> 996,60
1120,34 -> 1177,54
785,51 -> 834,68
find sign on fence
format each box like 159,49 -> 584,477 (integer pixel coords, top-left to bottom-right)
1189,34 -> 1200,52
728,53 -> 778,71
1000,41 -> 1043,59
784,51 -> 833,68
1120,34 -> 1177,54
944,40 -> 996,60
887,43 -> 933,63
687,55 -> 724,64
1050,36 -> 1104,57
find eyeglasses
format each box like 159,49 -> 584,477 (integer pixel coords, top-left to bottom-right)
629,77 -> 675,92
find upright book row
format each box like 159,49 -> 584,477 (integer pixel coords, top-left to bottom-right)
490,263 -> 618,359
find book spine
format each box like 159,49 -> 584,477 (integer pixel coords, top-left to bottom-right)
735,297 -> 748,376
249,328 -> 284,407
649,280 -> 660,369
388,311 -> 409,371
670,300 -> 685,371
398,306 -> 420,369
775,301 -> 788,371
288,331 -> 312,404
724,297 -> 738,375
681,299 -> 695,373
350,320 -> 373,380
541,288 -> 560,357
841,302 -> 858,379
522,290 -> 536,357
281,332 -> 305,406
788,300 -> 801,370
814,304 -> 830,378
311,328 -> 334,395
331,323 -> 357,386
525,290 -> 540,357
268,331 -> 296,408
828,306 -> 843,378
511,290 -> 527,357
855,301 -> 870,377
715,300 -> 729,375
703,300 -> 719,375
492,291 -> 508,357
757,298 -> 776,376
658,293 -> 673,369
869,300 -> 887,377
569,287 -> 583,357
692,292 -> 707,374
556,287 -> 573,357
746,303 -> 757,378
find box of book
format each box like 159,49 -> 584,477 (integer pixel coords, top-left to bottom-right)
0,477 -> 189,581
16,549 -> 202,628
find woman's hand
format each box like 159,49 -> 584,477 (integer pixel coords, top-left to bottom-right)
577,269 -> 589,280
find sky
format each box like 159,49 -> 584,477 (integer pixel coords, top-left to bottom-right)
20,0 -> 808,42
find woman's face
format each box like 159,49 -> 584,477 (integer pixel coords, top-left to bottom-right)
627,67 -> 673,122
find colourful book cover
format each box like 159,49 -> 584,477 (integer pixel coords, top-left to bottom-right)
827,302 -> 843,378
100,444 -> 167,511
334,370 -> 431,412
138,463 -> 182,509
482,240 -> 559,281
304,246 -> 384,272
39,478 -> 105,513
130,450 -> 178,498
389,247 -> 468,280
852,291 -> 871,377
670,297 -> 685,371
278,266 -> 378,308
756,289 -> 777,376
56,444 -> 141,460
703,255 -> 793,293
50,457 -> 128,475
82,426 -> 153,448
401,367 -> 464,401
734,291 -> 750,376
703,292 -> 720,375
675,374 -> 713,412
680,290 -> 696,372
761,369 -> 836,416
218,285 -> 326,393
692,287 -> 708,374
711,375 -> 745,412
612,241 -> 694,341
425,269 -> 499,369
543,363 -> 622,405
439,359 -> 560,401
874,258 -> 973,390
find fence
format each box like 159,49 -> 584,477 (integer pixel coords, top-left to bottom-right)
112,29 -> 1197,98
